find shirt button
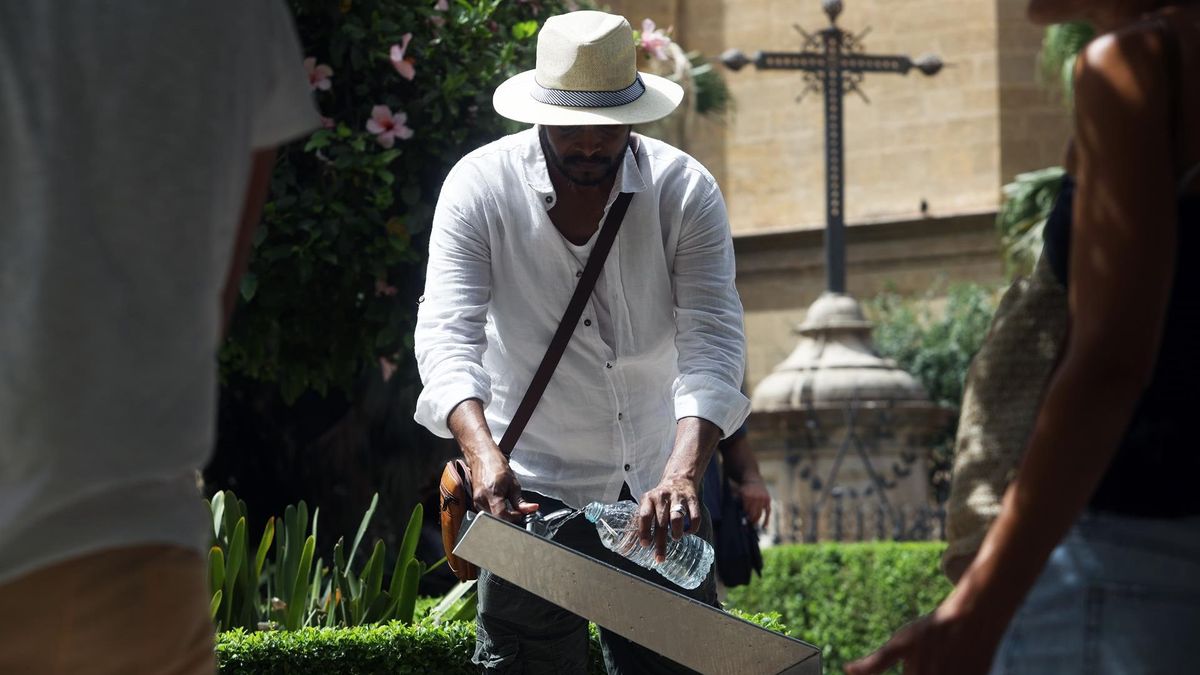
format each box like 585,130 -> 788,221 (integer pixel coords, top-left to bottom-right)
617,412 -> 623,420
584,319 -> 592,326
624,463 -> 631,471
605,362 -> 613,369
545,195 -> 553,204
576,270 -> 583,278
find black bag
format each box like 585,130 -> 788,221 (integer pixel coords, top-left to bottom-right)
713,478 -> 763,588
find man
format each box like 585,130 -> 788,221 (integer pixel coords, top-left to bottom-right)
414,10 -> 750,673
0,3 -> 317,673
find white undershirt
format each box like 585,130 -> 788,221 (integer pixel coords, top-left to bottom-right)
562,231 -> 616,352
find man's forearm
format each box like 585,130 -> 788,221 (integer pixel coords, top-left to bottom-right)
719,434 -> 763,485
447,399 -> 503,463
661,416 -> 723,486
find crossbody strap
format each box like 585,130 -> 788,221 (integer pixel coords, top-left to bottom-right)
497,138 -> 639,456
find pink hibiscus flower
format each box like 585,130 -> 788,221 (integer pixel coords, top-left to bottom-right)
640,19 -> 672,61
389,33 -> 415,81
365,105 -> 413,148
379,357 -> 398,382
375,278 -> 399,297
304,57 -> 333,90
430,0 -> 448,25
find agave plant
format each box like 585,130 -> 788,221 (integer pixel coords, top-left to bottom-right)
206,490 -> 439,631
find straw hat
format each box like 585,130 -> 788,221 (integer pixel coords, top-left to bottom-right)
493,11 -> 684,126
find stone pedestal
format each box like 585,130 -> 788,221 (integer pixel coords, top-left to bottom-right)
748,293 -> 952,543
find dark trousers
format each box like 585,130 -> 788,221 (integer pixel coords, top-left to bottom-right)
473,490 -> 718,674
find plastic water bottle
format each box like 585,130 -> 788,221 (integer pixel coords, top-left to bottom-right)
583,500 -> 714,589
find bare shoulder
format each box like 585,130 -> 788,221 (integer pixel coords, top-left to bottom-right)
1075,22 -> 1166,97
1073,22 -> 1170,111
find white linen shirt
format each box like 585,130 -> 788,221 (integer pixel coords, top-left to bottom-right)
414,128 -> 750,508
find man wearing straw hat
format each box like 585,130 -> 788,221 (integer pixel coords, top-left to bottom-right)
414,10 -> 749,672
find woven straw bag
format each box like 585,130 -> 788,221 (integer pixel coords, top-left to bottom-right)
942,254 -> 1068,577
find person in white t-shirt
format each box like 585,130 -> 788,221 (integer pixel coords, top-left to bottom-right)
0,3 -> 317,672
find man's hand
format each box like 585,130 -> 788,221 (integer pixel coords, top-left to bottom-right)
636,416 -> 722,561
448,399 -> 539,524
735,478 -> 771,528
637,475 -> 701,563
466,447 -> 539,523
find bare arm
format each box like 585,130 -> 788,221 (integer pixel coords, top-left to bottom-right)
719,432 -> 771,527
848,27 -> 1177,675
954,25 -> 1177,623
221,149 -> 277,337
448,398 -> 539,523
637,416 -> 722,561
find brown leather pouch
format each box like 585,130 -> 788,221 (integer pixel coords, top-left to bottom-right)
439,458 -> 478,582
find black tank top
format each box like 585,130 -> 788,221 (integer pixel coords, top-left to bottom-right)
1043,171 -> 1200,517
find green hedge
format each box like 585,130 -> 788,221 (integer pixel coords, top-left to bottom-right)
725,542 -> 952,674
217,612 -> 786,674
217,623 -> 477,675
216,543 -> 948,674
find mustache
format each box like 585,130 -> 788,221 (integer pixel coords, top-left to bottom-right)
562,155 -> 614,167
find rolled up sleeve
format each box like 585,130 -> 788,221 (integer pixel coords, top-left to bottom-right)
671,180 -> 751,437
413,164 -> 494,438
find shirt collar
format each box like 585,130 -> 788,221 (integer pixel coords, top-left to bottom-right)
523,126 -> 648,208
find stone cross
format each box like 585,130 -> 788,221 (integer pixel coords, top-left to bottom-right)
721,0 -> 942,293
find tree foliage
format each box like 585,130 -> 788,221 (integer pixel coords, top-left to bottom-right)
220,0 -> 565,403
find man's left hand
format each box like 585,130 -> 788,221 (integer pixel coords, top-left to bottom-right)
736,479 -> 771,528
637,475 -> 701,563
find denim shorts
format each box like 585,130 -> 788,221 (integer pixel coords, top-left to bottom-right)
990,510 -> 1200,674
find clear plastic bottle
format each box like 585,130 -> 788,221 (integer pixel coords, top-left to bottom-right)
583,500 -> 714,589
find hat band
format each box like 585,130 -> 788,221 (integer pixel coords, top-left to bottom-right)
530,74 -> 646,108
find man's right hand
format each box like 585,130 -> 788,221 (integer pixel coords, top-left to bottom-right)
449,398 -> 539,524
466,447 -> 540,523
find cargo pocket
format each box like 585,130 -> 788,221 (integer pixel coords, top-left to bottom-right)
473,622 -> 520,673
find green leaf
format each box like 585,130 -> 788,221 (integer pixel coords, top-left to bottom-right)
429,579 -> 476,624
210,492 -> 226,541
423,556 -> 447,575
398,502 -> 423,569
394,559 -> 421,624
304,132 -> 332,152
512,20 -> 538,41
286,535 -> 316,630
223,517 -> 247,628
209,590 -> 223,622
360,539 -> 386,614
240,273 -> 258,302
208,546 -> 226,597
252,225 -> 269,248
347,493 -> 378,569
255,517 -> 275,583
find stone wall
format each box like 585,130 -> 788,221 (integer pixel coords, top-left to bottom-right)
604,0 -> 1069,233
735,211 -> 1004,388
595,0 -> 1067,392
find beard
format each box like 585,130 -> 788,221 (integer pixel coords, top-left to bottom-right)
540,127 -> 627,187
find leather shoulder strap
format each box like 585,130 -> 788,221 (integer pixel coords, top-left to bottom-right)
498,137 -> 639,456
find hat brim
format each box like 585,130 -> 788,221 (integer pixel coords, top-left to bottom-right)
493,70 -> 684,126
